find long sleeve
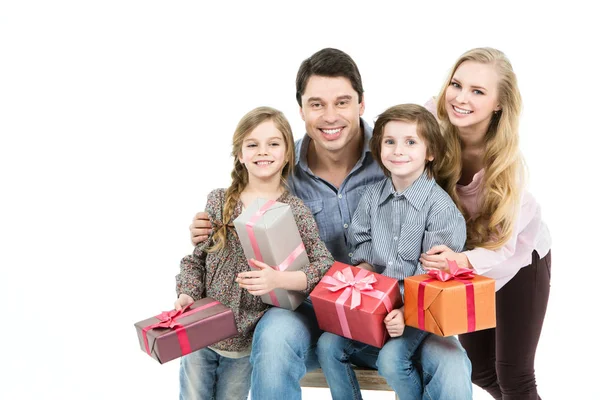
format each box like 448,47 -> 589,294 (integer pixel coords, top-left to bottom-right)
290,198 -> 334,294
464,191 -> 547,283
176,240 -> 211,300
175,189 -> 223,300
349,186 -> 379,271
421,204 -> 467,274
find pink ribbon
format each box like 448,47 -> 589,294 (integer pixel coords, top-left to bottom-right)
142,301 -> 220,357
418,260 -> 476,332
245,200 -> 305,307
322,266 -> 393,339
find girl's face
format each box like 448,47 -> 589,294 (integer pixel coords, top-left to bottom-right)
380,120 -> 432,191
445,61 -> 501,133
238,120 -> 288,182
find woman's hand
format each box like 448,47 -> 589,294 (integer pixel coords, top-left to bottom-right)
419,245 -> 472,270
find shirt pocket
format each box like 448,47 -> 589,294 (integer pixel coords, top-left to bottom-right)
303,199 -> 329,242
398,223 -> 425,260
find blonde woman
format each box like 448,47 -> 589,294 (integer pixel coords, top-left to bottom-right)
421,48 -> 552,399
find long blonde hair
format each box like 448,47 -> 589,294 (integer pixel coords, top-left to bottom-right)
436,48 -> 524,250
208,106 -> 295,252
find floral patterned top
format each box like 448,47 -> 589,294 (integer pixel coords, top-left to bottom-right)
176,188 -> 334,353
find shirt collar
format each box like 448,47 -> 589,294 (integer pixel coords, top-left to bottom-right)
296,118 -> 373,172
378,171 -> 435,210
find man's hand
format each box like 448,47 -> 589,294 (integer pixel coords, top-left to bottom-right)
384,307 -> 406,337
236,259 -> 280,296
174,293 -> 194,310
190,211 -> 212,245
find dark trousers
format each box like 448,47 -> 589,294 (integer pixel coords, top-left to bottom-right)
459,250 -> 551,400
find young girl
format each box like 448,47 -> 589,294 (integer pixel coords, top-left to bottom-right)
316,104 -> 472,400
421,48 -> 552,399
174,106 -> 333,400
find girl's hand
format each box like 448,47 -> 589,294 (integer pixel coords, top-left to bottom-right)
419,245 -> 472,270
236,259 -> 280,296
384,307 -> 405,337
174,293 -> 194,310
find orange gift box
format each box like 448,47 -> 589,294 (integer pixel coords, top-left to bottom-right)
404,262 -> 496,337
310,262 -> 402,348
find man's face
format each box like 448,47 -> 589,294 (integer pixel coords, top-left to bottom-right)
299,76 -> 365,154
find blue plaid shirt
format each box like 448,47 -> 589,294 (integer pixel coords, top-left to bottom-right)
288,119 -> 384,263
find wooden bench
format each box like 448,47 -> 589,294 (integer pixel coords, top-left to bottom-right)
301,367 -> 399,399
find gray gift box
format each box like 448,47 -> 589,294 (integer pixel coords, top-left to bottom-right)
233,199 -> 309,310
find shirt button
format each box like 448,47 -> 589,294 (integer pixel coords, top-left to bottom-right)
348,252 -> 353,258
338,194 -> 343,199
393,236 -> 398,241
388,260 -> 393,264
343,223 -> 349,229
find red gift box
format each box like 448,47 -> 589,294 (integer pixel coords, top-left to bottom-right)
134,297 -> 238,364
310,262 -> 402,348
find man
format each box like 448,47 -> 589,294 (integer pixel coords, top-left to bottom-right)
189,48 -> 472,399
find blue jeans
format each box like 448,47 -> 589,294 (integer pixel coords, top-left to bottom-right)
249,300 -> 321,400
179,347 -> 252,400
316,326 -> 429,400
316,328 -> 473,400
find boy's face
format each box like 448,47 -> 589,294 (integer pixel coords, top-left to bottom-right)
380,120 -> 433,190
299,75 -> 364,155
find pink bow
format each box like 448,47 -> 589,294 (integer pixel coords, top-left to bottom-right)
323,267 -> 377,309
142,301 -> 219,357
418,259 -> 477,332
427,259 -> 475,282
152,304 -> 191,329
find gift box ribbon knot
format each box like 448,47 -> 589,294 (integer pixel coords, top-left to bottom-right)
321,266 -> 393,339
142,300 -> 220,357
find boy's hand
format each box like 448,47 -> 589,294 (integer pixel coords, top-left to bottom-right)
384,307 -> 405,337
190,211 -> 212,245
174,293 -> 194,310
355,262 -> 375,272
236,259 -> 280,296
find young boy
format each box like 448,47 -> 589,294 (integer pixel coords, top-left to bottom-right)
316,104 -> 468,400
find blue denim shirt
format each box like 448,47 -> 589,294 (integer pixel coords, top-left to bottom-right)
288,119 -> 385,263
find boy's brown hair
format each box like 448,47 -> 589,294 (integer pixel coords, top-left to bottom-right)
370,104 -> 446,179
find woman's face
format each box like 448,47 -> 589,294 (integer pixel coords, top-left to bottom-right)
445,61 -> 501,133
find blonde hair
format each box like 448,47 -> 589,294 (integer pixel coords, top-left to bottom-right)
436,48 -> 524,250
208,106 -> 295,252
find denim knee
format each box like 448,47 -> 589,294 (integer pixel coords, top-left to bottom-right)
376,341 -> 413,379
251,308 -> 313,362
316,332 -> 350,365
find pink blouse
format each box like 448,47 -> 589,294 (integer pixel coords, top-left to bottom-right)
457,170 -> 551,291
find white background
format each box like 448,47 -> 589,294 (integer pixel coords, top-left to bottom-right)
1,1 -> 598,399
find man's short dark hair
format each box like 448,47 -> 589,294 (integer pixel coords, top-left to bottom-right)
295,48 -> 364,106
